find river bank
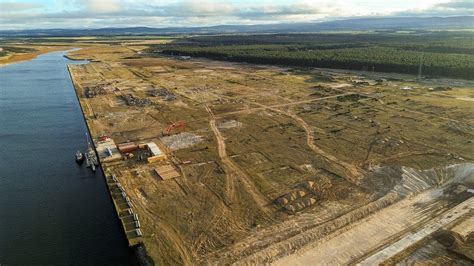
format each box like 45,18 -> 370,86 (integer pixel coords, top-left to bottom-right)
0,46 -> 71,67
66,57 -> 153,266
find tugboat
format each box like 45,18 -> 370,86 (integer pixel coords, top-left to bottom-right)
75,150 -> 85,164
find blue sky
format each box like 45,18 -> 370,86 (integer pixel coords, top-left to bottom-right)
0,0 -> 472,29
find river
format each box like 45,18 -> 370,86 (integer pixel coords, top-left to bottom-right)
0,51 -> 134,264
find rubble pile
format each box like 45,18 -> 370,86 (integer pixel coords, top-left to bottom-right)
85,84 -> 111,98
148,88 -> 176,101
121,94 -> 151,107
277,184 -> 318,213
160,132 -> 203,151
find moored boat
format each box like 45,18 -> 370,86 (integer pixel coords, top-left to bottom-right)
86,147 -> 97,172
75,150 -> 85,164
84,132 -> 98,172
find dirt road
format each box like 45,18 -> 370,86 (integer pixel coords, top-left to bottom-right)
213,92 -> 356,119
248,100 -> 364,181
206,104 -> 271,214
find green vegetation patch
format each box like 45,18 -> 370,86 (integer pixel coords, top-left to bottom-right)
1,46 -> 36,53
150,32 -> 474,79
0,46 -> 37,57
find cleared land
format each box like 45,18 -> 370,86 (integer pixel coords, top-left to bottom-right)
61,41 -> 474,265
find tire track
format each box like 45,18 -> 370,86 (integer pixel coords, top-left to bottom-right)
205,104 -> 271,215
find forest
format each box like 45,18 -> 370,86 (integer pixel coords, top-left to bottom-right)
150,32 -> 474,79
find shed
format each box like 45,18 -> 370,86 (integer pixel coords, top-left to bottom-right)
146,142 -> 162,156
135,229 -> 143,237
118,142 -> 138,153
96,138 -> 122,161
146,142 -> 166,163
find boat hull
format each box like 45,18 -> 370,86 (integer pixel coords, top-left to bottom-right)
75,151 -> 85,164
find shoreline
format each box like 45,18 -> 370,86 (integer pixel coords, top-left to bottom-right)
64,54 -> 97,62
0,46 -> 70,67
66,62 -> 152,265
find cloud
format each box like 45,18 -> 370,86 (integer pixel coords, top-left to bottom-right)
146,1 -> 332,20
0,1 -> 42,11
237,3 -> 326,19
160,1 -> 237,17
0,0 -> 472,29
75,0 -> 122,13
145,1 -> 322,18
394,0 -> 474,16
437,0 -> 474,9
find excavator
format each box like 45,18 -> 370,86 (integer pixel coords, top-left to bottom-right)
162,120 -> 185,136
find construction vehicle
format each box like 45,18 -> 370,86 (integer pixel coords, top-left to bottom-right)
162,120 -> 185,136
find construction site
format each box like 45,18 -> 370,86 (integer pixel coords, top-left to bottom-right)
65,44 -> 473,265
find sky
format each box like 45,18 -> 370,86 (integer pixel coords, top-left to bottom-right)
0,0 -> 473,29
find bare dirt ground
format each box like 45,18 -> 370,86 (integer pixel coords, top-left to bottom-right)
276,165 -> 473,265
63,43 -> 474,265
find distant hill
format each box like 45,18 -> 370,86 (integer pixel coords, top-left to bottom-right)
304,16 -> 474,31
0,16 -> 472,37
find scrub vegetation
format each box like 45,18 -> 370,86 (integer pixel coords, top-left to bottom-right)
0,46 -> 36,56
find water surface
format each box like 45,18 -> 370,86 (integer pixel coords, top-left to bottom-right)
0,51 -> 133,264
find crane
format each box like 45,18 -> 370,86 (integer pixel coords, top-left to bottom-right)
163,120 -> 185,136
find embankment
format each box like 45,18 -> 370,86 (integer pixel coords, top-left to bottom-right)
67,63 -> 153,266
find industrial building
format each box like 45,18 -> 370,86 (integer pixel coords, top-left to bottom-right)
118,142 -> 139,153
145,142 -> 166,163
